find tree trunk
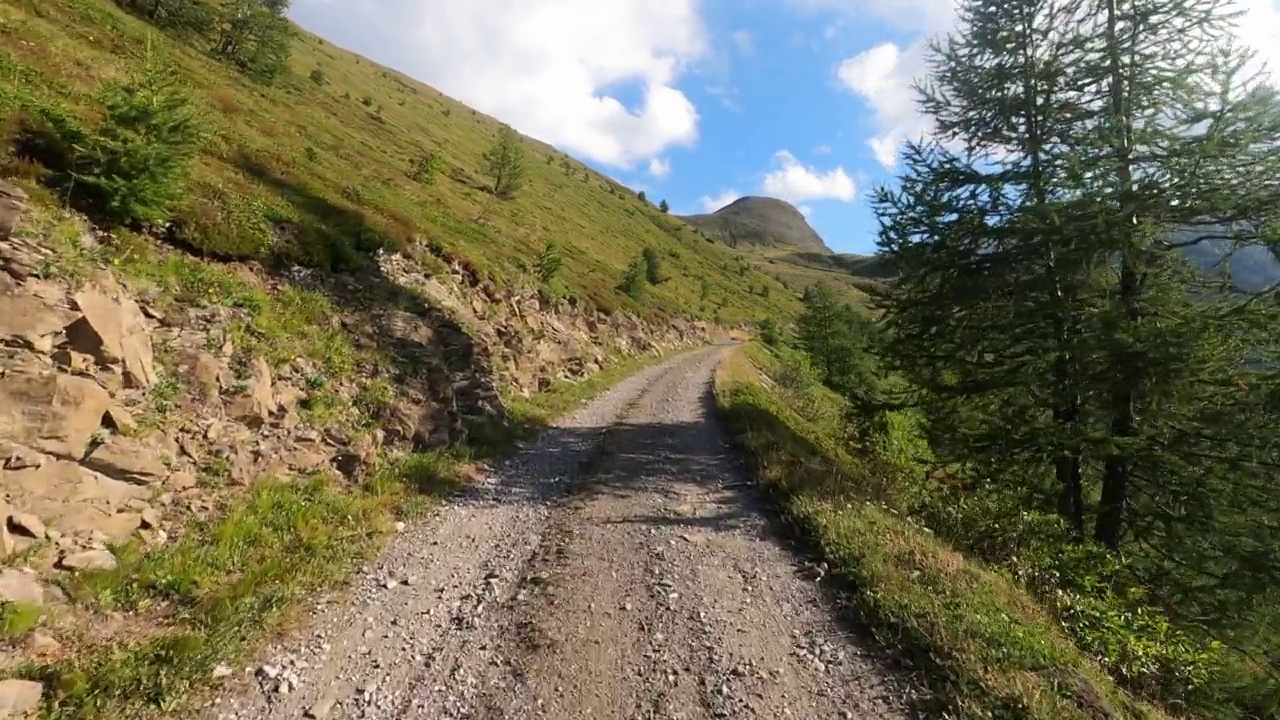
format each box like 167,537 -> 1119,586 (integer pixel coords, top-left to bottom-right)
1095,0 -> 1139,550
1021,7 -> 1086,538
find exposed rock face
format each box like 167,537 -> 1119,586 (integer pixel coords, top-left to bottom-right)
0,370 -> 112,457
67,277 -> 158,388
378,243 -> 714,399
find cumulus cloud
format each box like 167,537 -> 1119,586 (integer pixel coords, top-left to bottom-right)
762,150 -> 857,203
798,205 -> 814,217
699,190 -> 742,213
288,0 -> 707,168
813,144 -> 832,155
648,157 -> 671,177
825,0 -> 1280,171
835,42 -> 931,169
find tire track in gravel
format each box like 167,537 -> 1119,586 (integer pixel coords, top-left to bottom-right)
200,344 -> 916,720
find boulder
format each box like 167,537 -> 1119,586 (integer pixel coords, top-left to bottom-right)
26,631 -> 62,657
166,471 -> 198,491
51,348 -> 95,373
0,678 -> 43,719
53,505 -> 141,541
0,569 -> 43,605
66,277 -> 157,388
81,437 -> 170,484
0,370 -> 111,457
7,513 -> 45,539
59,548 -> 118,571
186,350 -> 226,401
0,181 -> 26,241
102,405 -> 136,434
0,293 -> 76,350
225,357 -> 276,425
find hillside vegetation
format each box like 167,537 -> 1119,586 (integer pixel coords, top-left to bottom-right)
0,0 -> 798,323
740,0 -> 1280,717
715,342 -> 1169,720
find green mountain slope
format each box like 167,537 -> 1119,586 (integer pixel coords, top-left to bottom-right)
679,197 -> 884,305
0,0 -> 797,323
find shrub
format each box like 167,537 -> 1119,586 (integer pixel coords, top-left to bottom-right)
535,238 -> 563,286
21,61 -> 200,227
641,246 -> 664,285
619,258 -> 645,301
481,127 -> 525,199
308,67 -> 327,85
409,150 -> 443,185
757,318 -> 781,347
659,198 -> 669,213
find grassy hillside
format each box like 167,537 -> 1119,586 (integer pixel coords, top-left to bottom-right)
737,244 -> 875,303
0,0 -> 798,323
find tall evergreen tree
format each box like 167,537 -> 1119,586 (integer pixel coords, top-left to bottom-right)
873,0 -> 1280,698
874,0 -> 1102,532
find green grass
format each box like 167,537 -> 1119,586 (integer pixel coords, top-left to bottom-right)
2,602 -> 44,641
733,246 -> 876,307
713,344 -> 1171,720
0,0 -> 799,325
24,455 -> 463,720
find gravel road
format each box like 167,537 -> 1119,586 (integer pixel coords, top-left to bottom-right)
202,345 -> 914,720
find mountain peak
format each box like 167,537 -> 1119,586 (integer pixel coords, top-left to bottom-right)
680,196 -> 831,254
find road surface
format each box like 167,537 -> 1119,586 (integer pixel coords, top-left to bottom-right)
202,346 -> 913,720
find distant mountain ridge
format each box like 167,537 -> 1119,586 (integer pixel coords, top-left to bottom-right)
680,197 -> 832,254
1171,228 -> 1280,293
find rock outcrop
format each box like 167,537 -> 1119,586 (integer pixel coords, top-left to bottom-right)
0,182 -> 720,677
378,243 -> 714,398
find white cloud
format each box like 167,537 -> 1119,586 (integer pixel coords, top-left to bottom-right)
699,189 -> 741,213
762,150 -> 857,203
824,0 -> 1280,171
289,0 -> 707,168
798,205 -> 813,217
648,157 -> 671,177
731,29 -> 754,54
835,42 -> 931,169
813,144 -> 832,155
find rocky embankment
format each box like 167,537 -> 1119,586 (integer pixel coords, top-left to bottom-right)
0,181 -> 716,716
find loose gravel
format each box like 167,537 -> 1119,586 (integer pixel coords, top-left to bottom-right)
200,346 -> 916,720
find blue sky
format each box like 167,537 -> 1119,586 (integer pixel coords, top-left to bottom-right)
288,0 -> 1280,255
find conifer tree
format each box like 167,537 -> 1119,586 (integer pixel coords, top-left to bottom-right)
873,0 -> 1280,694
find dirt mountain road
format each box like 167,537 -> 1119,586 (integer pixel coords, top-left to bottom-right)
203,345 -> 914,720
